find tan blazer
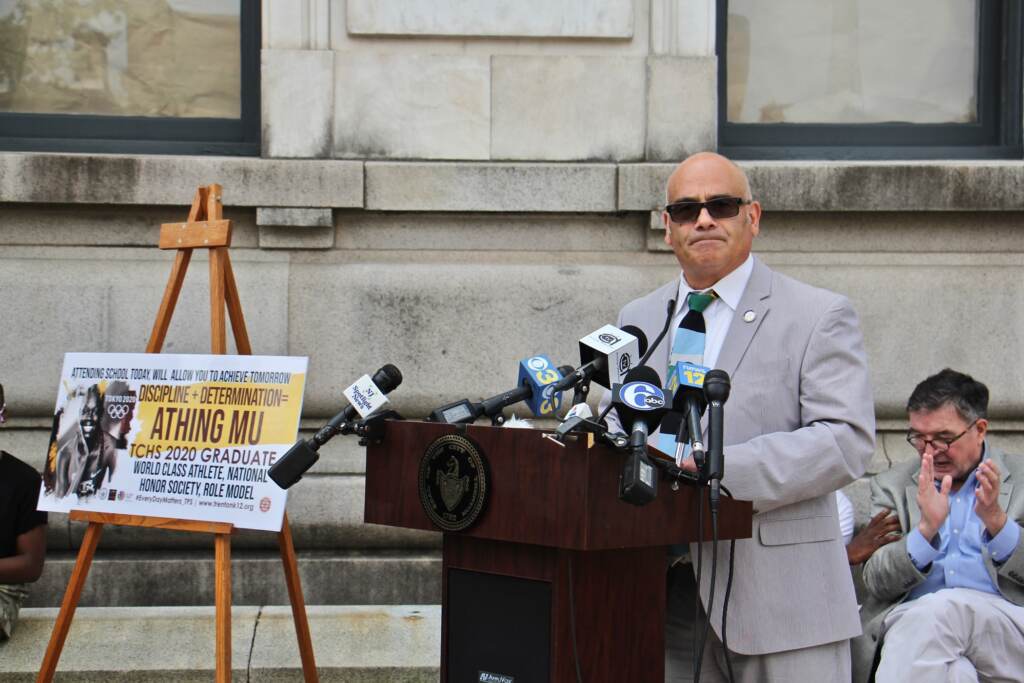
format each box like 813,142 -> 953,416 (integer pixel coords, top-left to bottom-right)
852,446 -> 1024,682
608,256 -> 876,657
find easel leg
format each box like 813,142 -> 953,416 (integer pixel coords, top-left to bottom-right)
223,256 -> 252,356
215,533 -> 232,683
279,514 -> 319,682
36,522 -> 104,683
146,249 -> 192,353
210,248 -> 228,354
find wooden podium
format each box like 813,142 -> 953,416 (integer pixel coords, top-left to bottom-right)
364,420 -> 752,683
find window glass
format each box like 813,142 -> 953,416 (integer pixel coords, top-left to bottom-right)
0,0 -> 240,119
727,0 -> 978,124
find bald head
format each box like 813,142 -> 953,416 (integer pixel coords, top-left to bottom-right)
665,152 -> 752,204
661,152 -> 761,289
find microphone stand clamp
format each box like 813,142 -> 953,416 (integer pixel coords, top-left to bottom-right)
353,410 -> 404,446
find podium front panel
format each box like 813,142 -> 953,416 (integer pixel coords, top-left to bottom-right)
447,569 -> 552,683
442,535 -> 665,682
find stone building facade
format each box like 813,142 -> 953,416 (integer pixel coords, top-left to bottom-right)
2,0 -> 1023,611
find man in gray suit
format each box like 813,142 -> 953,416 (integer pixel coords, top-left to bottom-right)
855,369 -> 1024,682
604,152 -> 875,681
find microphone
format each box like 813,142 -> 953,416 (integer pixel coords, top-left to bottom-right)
703,369 -> 731,508
553,324 -> 648,393
429,357 -> 572,425
478,357 -> 571,425
318,365 -> 403,445
669,362 -> 709,468
618,324 -> 648,372
612,365 -> 668,506
269,364 -> 403,489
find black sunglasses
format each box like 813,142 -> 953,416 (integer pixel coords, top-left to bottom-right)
664,197 -> 751,224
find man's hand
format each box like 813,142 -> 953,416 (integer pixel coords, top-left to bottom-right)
847,509 -> 901,565
976,458 -> 1008,537
917,452 -> 952,541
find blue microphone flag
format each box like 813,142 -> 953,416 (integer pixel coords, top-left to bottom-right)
667,361 -> 709,394
518,355 -> 564,417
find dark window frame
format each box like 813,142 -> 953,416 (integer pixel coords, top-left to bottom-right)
718,0 -> 1023,160
0,3 -> 261,156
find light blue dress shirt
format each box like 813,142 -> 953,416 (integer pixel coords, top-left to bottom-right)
906,446 -> 1020,600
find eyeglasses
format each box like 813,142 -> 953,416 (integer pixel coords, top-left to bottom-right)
664,197 -> 751,224
905,419 -> 978,453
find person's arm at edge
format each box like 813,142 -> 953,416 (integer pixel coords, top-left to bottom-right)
0,525 -> 46,584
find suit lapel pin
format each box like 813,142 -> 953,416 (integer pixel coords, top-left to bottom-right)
743,310 -> 756,323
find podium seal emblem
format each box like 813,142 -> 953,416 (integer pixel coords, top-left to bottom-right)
419,433 -> 489,532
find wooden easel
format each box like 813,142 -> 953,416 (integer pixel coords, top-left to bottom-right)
37,185 -> 319,682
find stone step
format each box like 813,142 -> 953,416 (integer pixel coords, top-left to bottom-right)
0,605 -> 440,682
26,550 -> 441,608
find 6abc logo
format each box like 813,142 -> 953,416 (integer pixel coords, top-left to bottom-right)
620,381 -> 666,411
525,355 -> 562,416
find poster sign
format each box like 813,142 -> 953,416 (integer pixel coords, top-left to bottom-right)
38,353 -> 307,532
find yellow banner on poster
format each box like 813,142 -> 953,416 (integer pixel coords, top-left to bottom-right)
133,377 -> 306,450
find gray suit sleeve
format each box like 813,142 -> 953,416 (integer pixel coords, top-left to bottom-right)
862,475 -> 928,602
995,528 -> 1024,581
994,524 -> 1024,596
717,297 -> 876,512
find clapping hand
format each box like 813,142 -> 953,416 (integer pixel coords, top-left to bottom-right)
975,459 -> 1008,537
917,452 -> 952,541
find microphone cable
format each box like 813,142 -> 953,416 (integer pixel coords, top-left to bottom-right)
694,497 -> 719,683
719,484 -> 736,683
692,485 -> 705,677
694,483 -> 737,683
638,297 -> 677,367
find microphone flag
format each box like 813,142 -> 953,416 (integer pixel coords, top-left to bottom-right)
517,354 -> 564,417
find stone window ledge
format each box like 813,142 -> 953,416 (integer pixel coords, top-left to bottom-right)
619,161 -> 1024,212
2,153 -> 1022,212
0,152 -> 362,208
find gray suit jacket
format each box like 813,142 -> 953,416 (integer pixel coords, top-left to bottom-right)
608,256 -> 876,655
852,446 -> 1024,682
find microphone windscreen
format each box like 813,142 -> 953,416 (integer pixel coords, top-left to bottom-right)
372,364 -> 403,393
622,364 -> 661,387
620,325 -> 649,358
703,369 -> 731,402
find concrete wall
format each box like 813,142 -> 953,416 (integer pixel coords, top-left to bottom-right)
2,0 -> 1023,608
261,0 -> 716,162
